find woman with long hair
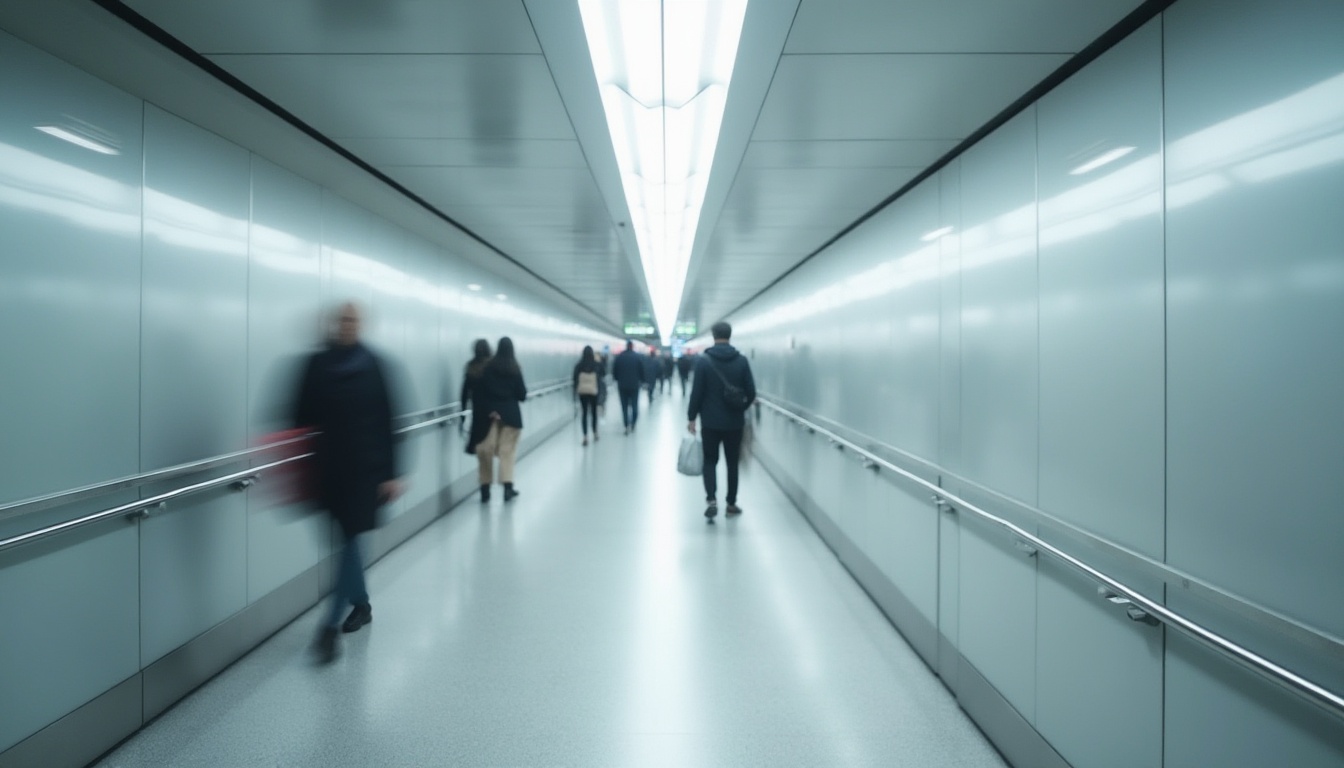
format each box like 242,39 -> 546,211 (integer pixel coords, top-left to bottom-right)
572,345 -> 601,445
462,339 -> 494,498
474,336 -> 527,501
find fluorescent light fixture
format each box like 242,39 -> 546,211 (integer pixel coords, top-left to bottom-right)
36,125 -> 120,155
495,293 -> 508,301
467,283 -> 483,291
1070,146 -> 1136,175
580,0 -> 749,346
921,226 -> 954,242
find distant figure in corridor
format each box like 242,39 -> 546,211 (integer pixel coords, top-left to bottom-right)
293,301 -> 403,663
676,351 -> 694,396
611,340 -> 646,434
688,322 -> 756,522
643,347 -> 662,405
573,345 -> 602,446
474,336 -> 528,502
462,338 -> 494,502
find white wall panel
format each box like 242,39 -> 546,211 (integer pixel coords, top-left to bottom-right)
959,519 -> 1037,720
246,157 -> 324,602
1037,19 -> 1166,558
139,106 -> 251,663
958,109 -> 1039,506
0,31 -> 143,503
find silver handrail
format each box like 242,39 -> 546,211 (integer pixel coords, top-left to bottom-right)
0,453 -> 310,554
755,397 -> 1344,723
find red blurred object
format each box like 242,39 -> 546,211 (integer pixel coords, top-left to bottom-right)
258,427 -> 318,506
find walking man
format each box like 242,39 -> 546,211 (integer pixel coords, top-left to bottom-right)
687,322 -> 756,521
611,340 -> 646,434
294,301 -> 403,662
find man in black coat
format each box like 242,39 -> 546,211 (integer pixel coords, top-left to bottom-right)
294,302 -> 403,662
687,322 -> 756,521
676,352 -> 694,396
611,340 -> 646,434
643,348 -> 662,405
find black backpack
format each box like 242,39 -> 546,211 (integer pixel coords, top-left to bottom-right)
707,357 -> 751,411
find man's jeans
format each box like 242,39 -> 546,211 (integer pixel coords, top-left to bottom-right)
327,532 -> 368,627
700,427 -> 743,504
618,387 -> 640,427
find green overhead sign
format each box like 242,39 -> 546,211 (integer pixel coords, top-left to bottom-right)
623,322 -> 656,336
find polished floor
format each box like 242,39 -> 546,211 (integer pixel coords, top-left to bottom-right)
93,391 -> 1006,767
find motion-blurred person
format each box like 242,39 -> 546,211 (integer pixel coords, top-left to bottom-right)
462,339 -> 493,501
659,352 -> 674,394
643,347 -> 661,405
475,336 -> 527,501
293,301 -> 404,663
688,322 -> 756,522
611,340 -> 645,434
677,351 -> 694,396
573,345 -> 602,446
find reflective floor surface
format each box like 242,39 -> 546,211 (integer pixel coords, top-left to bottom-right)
93,391 -> 1006,767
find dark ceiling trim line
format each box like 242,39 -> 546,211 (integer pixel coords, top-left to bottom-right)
717,0 -> 1180,324
89,0 -> 622,336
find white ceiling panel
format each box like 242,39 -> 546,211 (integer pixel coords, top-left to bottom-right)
723,166 -> 922,211
390,167 -> 608,210
741,139 -> 960,169
339,138 -> 587,169
754,53 -> 1071,141
209,54 -> 574,140
123,0 -> 541,54
785,0 -> 1147,53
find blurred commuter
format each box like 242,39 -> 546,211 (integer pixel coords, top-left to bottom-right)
573,345 -> 602,446
677,351 -> 694,396
293,301 -> 403,663
611,340 -> 646,434
475,336 -> 528,501
688,322 -> 756,521
462,338 -> 492,457
643,348 -> 661,405
659,353 -> 674,394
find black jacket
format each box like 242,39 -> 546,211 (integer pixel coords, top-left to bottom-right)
677,355 -> 694,377
642,354 -> 661,384
478,358 -> 528,430
462,359 -> 491,454
688,343 -> 756,431
293,342 -> 399,537
611,349 -> 646,390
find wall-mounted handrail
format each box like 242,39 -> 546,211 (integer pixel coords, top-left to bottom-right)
0,453 -> 310,554
2,377 -> 580,534
0,382 -> 580,523
755,397 -> 1344,724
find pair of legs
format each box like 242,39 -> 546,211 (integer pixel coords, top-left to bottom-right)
645,383 -> 655,404
618,387 -> 640,432
477,422 -> 522,500
701,427 -> 744,519
679,374 -> 688,396
315,530 -> 371,662
579,394 -> 599,443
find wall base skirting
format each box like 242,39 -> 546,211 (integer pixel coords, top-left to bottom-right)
754,442 -> 1072,768
0,411 -> 573,768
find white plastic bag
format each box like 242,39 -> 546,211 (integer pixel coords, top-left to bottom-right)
677,435 -> 703,476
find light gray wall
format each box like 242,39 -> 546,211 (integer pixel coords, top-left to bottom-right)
732,1 -> 1344,766
0,27 -> 613,757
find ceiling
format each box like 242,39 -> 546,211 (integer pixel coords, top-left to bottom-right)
102,0 -> 1146,336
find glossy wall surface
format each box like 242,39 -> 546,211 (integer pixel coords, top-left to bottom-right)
0,27 -> 610,759
732,1 -> 1344,766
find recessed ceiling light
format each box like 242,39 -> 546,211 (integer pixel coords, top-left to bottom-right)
467,284 -> 482,291
496,294 -> 508,301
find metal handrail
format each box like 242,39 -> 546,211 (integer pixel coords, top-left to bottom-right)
756,397 -> 1344,723
0,453 -> 310,554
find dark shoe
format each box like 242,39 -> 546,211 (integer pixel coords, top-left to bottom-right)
314,626 -> 339,664
342,603 -> 372,633
582,437 -> 589,446
480,484 -> 490,502
704,501 -> 718,520
503,484 -> 519,502
726,504 -> 743,517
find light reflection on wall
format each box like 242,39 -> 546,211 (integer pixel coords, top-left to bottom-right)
0,142 -> 139,235
734,68 -> 1344,338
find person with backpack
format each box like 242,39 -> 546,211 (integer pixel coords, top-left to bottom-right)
687,322 -> 756,521
573,345 -> 602,446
